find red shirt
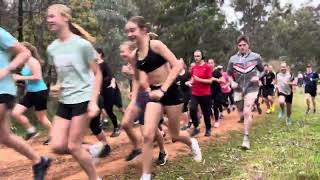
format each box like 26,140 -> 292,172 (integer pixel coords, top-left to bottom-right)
190,63 -> 212,96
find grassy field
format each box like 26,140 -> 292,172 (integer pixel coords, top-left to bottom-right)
145,90 -> 320,180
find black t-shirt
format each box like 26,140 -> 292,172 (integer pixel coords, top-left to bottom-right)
211,69 -> 222,95
176,70 -> 191,94
260,71 -> 275,88
99,61 -> 113,88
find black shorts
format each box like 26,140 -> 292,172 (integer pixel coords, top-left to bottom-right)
150,84 -> 183,106
305,88 -> 317,97
19,90 -> 48,111
278,92 -> 293,104
56,101 -> 89,120
262,86 -> 274,98
0,94 -> 16,109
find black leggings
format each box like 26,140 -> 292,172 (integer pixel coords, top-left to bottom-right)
224,92 -> 234,106
102,87 -> 119,129
212,100 -> 220,122
190,95 -> 212,130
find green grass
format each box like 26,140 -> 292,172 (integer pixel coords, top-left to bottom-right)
120,91 -> 320,180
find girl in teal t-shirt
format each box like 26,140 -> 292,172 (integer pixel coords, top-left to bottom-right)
46,4 -> 102,180
11,42 -> 52,145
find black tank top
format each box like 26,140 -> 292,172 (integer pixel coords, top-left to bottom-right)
136,41 -> 167,73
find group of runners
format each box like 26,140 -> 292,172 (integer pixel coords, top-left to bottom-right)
0,4 -> 318,180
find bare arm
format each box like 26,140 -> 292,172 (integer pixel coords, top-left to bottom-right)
0,42 -> 31,79
89,62 -> 102,103
14,58 -> 42,81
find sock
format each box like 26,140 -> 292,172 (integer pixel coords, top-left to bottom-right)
141,174 -> 151,180
27,127 -> 36,134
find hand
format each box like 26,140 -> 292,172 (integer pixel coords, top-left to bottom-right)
128,92 -> 132,100
193,75 -> 201,82
250,76 -> 260,82
149,89 -> 164,101
50,84 -> 61,98
87,101 -> 100,119
185,81 -> 192,87
121,65 -> 130,74
231,81 -> 238,89
0,68 -> 10,80
12,74 -> 21,81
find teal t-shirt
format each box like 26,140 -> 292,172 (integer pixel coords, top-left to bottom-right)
47,35 -> 96,104
21,65 -> 48,92
0,27 -> 18,96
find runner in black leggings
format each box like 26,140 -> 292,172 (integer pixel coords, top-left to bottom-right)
95,48 -> 121,137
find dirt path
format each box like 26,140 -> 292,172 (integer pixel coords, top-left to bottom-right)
0,110 -> 262,180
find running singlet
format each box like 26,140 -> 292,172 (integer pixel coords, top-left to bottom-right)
47,35 -> 96,104
0,27 -> 18,96
190,63 -> 212,96
136,41 -> 166,73
304,72 -> 319,90
276,72 -> 294,95
211,69 -> 222,95
21,65 -> 47,92
260,71 -> 275,88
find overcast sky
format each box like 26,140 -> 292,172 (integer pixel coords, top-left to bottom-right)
221,0 -> 320,23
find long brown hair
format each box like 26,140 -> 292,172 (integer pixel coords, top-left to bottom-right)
22,42 -> 44,64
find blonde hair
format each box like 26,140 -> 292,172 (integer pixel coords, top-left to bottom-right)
120,41 -> 137,51
21,42 -> 44,64
48,4 -> 96,44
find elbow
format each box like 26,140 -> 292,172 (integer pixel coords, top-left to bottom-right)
173,62 -> 183,74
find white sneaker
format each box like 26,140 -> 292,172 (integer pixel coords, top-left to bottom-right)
89,142 -> 104,158
190,138 -> 202,162
214,122 -> 220,128
241,135 -> 250,150
140,174 -> 151,180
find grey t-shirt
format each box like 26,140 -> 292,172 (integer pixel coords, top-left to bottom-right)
276,71 -> 294,95
47,35 -> 96,104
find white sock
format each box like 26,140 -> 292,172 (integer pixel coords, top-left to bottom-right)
140,174 -> 151,180
26,127 -> 36,134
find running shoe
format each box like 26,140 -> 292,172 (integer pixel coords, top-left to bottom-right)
89,142 -> 104,158
271,104 -> 275,112
227,106 -> 231,114
286,117 -> 292,126
33,156 -> 52,180
191,127 -> 200,137
204,129 -> 211,137
43,138 -> 50,146
278,111 -> 284,120
266,109 -> 271,114
181,124 -> 190,131
98,144 -> 111,158
24,132 -> 39,141
190,138 -> 202,162
306,107 -> 311,114
214,122 -> 220,128
110,128 -> 121,137
156,151 -> 168,166
238,115 -> 244,123
241,135 -> 250,150
257,106 -> 262,114
126,148 -> 142,161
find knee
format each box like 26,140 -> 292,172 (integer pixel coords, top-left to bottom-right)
50,143 -> 68,154
143,131 -> 155,144
243,108 -> 251,117
171,136 -> 178,143
11,109 -> 20,118
67,142 -> 81,155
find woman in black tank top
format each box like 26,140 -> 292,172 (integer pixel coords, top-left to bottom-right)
125,16 -> 202,180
